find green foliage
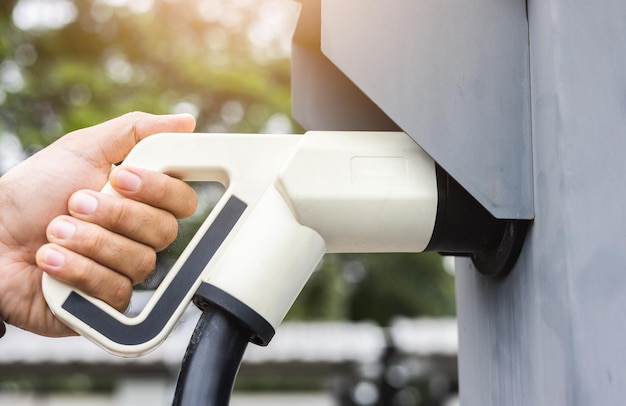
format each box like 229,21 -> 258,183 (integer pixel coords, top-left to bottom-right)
288,253 -> 456,326
0,0 -> 296,151
286,255 -> 353,321
348,253 -> 456,323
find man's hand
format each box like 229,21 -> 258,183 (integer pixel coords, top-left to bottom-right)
0,112 -> 198,337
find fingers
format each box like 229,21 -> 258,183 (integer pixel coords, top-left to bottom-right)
36,243 -> 134,313
109,166 -> 198,219
43,216 -> 156,284
37,168 -> 195,313
36,209 -> 162,311
67,190 -> 180,252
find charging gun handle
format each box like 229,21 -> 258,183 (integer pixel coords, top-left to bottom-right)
42,132 -> 302,357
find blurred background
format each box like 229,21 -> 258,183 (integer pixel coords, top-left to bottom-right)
0,0 -> 458,404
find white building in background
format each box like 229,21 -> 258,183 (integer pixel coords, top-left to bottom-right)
0,302 -> 457,406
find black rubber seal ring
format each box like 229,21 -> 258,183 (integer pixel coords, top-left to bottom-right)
194,283 -> 275,346
471,220 -> 530,278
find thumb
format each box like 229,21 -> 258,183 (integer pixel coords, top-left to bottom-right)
63,112 -> 196,166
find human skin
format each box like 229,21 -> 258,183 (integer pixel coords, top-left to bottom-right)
0,112 -> 198,337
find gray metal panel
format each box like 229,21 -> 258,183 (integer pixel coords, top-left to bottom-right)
291,0 -> 400,132
291,42 -> 400,132
320,0 -> 533,219
456,0 -> 626,404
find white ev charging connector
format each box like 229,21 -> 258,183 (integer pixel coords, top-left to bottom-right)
42,131 -> 526,359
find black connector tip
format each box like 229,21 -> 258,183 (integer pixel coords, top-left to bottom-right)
426,165 -> 530,278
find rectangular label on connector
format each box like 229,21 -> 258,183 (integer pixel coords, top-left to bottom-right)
351,157 -> 407,187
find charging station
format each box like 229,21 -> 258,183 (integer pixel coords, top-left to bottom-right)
40,0 -> 626,404
292,0 -> 626,405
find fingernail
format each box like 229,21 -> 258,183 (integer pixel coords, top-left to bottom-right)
116,169 -> 142,192
50,219 -> 76,240
43,248 -> 65,268
70,192 -> 98,215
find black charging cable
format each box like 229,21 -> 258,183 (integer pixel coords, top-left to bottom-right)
172,300 -> 251,406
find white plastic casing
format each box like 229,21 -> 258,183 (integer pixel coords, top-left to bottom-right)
42,131 -> 438,357
204,131 -> 438,329
204,185 -> 326,328
277,131 -> 438,252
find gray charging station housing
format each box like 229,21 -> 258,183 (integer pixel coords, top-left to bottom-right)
291,0 -> 626,404
291,0 -> 533,221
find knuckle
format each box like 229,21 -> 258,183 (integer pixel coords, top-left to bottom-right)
87,228 -> 109,259
121,111 -> 148,130
148,184 -> 177,211
110,198 -> 132,228
169,182 -> 198,219
111,278 -> 133,312
122,111 -> 145,120
158,215 -> 179,249
109,198 -> 147,239
180,188 -> 199,218
70,265 -> 93,291
135,249 -> 157,282
151,182 -> 170,204
127,214 -> 148,240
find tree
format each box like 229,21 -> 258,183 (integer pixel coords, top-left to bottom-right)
0,0 -> 296,152
288,253 -> 455,325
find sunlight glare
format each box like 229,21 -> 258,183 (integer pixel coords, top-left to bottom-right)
99,0 -> 154,13
171,101 -> 200,119
0,133 -> 26,174
12,0 -> 78,31
0,61 -> 25,93
248,0 -> 299,59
